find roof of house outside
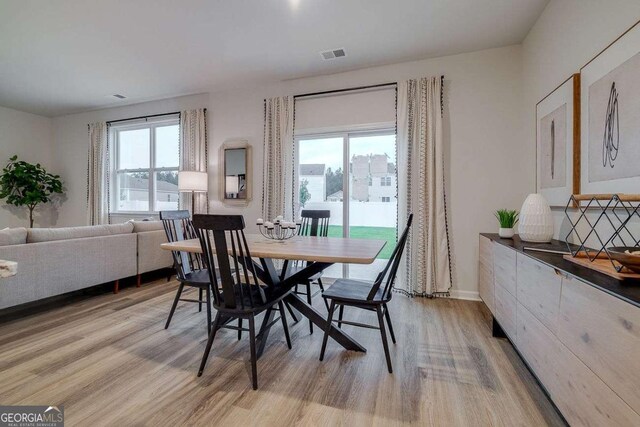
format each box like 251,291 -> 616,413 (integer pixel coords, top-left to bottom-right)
327,190 -> 343,199
121,175 -> 178,192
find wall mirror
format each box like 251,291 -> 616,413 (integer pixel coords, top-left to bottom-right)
220,140 -> 252,205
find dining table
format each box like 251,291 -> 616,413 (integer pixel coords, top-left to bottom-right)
161,234 -> 386,358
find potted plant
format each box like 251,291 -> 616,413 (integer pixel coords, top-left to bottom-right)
0,155 -> 64,227
495,209 -> 518,239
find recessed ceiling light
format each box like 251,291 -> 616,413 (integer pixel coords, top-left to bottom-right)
320,48 -> 347,60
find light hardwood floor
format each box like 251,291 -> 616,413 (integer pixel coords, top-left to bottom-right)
0,278 -> 564,426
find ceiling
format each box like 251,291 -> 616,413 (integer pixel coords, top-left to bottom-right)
0,0 -> 548,117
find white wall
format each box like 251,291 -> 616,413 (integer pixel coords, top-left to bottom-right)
208,45 -> 526,299
50,44 -> 525,298
522,0 -> 640,240
0,106 -> 55,227
52,93 -> 209,226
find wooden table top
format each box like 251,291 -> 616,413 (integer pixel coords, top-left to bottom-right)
161,234 -> 386,264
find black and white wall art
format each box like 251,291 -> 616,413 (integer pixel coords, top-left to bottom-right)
581,20 -> 640,195
536,74 -> 580,206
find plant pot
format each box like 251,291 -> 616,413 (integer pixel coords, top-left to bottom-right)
498,228 -> 515,239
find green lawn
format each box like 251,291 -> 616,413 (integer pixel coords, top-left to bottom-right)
327,225 -> 397,259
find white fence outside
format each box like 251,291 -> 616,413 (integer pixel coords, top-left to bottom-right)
301,201 -> 396,227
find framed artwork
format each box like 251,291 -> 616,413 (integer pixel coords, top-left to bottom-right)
536,74 -> 580,207
580,20 -> 640,195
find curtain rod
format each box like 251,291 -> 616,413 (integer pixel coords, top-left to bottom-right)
106,109 -> 198,125
293,82 -> 397,99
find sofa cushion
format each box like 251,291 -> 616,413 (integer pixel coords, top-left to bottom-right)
130,220 -> 164,233
0,228 -> 28,246
27,223 -> 134,243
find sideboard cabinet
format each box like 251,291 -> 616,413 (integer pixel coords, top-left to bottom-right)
478,234 -> 640,426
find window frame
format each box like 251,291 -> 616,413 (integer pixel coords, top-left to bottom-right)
110,117 -> 180,214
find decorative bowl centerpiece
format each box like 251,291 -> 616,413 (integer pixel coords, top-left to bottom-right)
256,216 -> 300,240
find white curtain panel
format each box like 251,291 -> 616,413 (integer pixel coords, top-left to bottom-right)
87,121 -> 109,225
396,77 -> 452,296
179,109 -> 208,214
262,96 -> 295,221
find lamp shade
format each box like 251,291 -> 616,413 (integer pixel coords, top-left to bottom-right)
225,175 -> 239,194
178,171 -> 208,192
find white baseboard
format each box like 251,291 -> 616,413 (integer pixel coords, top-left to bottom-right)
448,289 -> 481,301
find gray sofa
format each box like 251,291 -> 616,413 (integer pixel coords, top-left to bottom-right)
0,221 -> 173,310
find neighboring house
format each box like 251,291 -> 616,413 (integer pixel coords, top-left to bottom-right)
350,154 -> 396,202
118,175 -> 179,211
327,190 -> 343,202
299,164 -> 326,203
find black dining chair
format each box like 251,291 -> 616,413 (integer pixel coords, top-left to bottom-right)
319,214 -> 413,373
160,210 -> 213,333
284,209 -> 331,334
193,214 -> 293,390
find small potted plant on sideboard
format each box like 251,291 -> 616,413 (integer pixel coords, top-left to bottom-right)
495,209 -> 518,239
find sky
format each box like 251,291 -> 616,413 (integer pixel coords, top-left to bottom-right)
299,134 -> 396,171
118,124 -> 179,169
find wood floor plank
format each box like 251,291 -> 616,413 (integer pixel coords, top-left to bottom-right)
0,278 -> 564,426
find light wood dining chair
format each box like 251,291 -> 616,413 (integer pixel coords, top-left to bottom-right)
319,214 -> 413,373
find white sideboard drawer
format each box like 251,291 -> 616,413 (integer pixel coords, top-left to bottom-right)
517,303 -> 640,426
478,236 -> 494,313
493,243 -> 516,297
558,276 -> 640,414
516,253 -> 562,334
495,282 -> 517,340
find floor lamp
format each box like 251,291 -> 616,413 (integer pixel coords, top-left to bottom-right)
178,171 -> 208,214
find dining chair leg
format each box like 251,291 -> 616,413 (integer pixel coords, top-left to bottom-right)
165,283 -> 184,329
317,278 -> 329,311
278,301 -> 292,349
306,282 -> 313,334
248,315 -> 258,390
284,301 -> 299,323
198,288 -> 203,312
237,319 -> 243,340
383,303 -> 396,344
319,300 -> 336,362
206,286 -> 212,334
376,305 -> 393,373
337,305 -> 344,329
198,311 -> 221,377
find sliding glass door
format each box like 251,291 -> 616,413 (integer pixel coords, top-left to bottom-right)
297,130 -> 397,280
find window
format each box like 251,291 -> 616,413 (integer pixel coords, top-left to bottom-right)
111,119 -> 180,213
380,176 -> 391,186
296,130 -> 397,280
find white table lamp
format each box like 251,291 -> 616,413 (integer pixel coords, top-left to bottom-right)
178,171 -> 208,213
225,175 -> 239,198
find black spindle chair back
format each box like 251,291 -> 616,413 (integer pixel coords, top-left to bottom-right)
160,210 -> 203,280
193,214 -> 266,310
298,210 -> 331,238
366,213 -> 413,301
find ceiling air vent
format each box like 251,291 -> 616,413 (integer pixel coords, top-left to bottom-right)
320,48 -> 346,60
112,94 -> 126,99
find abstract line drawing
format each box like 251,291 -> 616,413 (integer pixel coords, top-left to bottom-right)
551,119 -> 555,179
602,82 -> 620,168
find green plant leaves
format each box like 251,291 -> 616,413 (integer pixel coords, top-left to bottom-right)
0,155 -> 64,224
495,209 -> 518,228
